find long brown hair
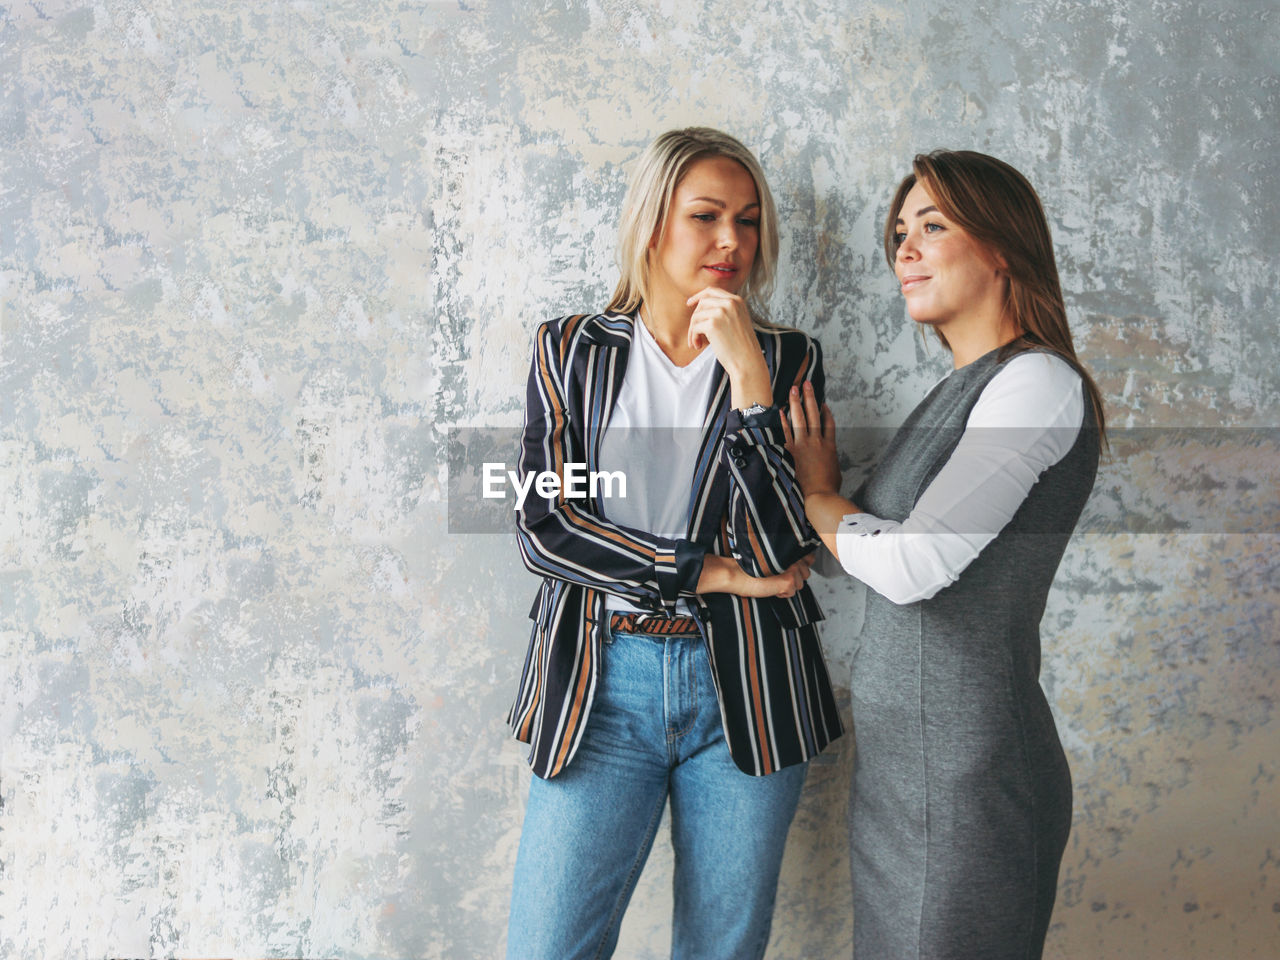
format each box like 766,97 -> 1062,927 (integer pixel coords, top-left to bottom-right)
884,150 -> 1107,446
607,127 -> 781,326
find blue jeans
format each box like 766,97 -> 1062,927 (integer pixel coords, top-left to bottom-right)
505,623 -> 807,960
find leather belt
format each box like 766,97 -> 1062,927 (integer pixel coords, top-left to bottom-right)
608,612 -> 700,635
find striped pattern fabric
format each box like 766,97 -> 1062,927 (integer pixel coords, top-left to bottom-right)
510,312 -> 844,778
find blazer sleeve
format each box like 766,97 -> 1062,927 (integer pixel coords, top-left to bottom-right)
721,332 -> 825,577
514,317 -> 708,612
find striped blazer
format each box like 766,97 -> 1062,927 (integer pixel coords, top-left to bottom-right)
509,311 -> 844,779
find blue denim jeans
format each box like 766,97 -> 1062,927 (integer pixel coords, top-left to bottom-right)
505,623 -> 807,960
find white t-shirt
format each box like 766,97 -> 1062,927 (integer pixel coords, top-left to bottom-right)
599,318 -> 719,614
834,352 -> 1084,605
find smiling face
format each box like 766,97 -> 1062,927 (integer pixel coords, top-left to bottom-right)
647,155 -> 760,306
892,179 -> 1008,334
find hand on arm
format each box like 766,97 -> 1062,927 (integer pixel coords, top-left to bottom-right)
798,352 -> 1086,604
697,552 -> 815,599
781,380 -> 860,559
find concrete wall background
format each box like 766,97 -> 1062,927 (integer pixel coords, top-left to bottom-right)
2,0 -> 1277,957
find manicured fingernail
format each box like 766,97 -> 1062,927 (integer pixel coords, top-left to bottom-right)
791,385 -> 798,395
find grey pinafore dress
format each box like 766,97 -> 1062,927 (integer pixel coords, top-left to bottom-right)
849,348 -> 1098,959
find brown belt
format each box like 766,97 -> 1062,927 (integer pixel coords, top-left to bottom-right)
609,612 -> 700,635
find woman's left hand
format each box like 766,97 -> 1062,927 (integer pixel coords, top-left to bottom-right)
686,287 -> 771,407
697,552 -> 815,599
781,380 -> 842,498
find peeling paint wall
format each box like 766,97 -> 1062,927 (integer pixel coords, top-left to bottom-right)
2,1 -> 1276,957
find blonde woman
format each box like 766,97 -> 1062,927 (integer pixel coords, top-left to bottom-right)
505,128 -> 842,959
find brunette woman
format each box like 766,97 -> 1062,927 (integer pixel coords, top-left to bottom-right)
786,150 -> 1105,959
506,127 -> 842,959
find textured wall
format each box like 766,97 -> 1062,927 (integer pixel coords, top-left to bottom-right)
2,1 -> 1277,957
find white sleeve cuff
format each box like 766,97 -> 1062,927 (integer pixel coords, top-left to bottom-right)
835,512 -> 977,605
838,512 -> 898,537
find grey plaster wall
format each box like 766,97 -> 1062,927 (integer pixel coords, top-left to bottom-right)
2,0 -> 1277,957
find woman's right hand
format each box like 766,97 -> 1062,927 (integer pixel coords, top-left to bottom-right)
696,553 -> 814,599
781,380 -> 842,498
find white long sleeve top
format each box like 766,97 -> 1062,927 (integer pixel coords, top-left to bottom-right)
835,351 -> 1084,605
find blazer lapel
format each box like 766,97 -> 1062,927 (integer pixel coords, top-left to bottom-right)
578,312 -> 633,479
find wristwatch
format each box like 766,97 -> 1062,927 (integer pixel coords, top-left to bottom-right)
738,402 -> 769,417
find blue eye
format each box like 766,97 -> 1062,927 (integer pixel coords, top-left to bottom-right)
892,232 -> 906,245
737,217 -> 759,228
924,222 -> 943,232
693,213 -> 717,222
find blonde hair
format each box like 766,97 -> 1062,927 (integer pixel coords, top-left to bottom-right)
607,127 -> 780,324
884,150 -> 1107,447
